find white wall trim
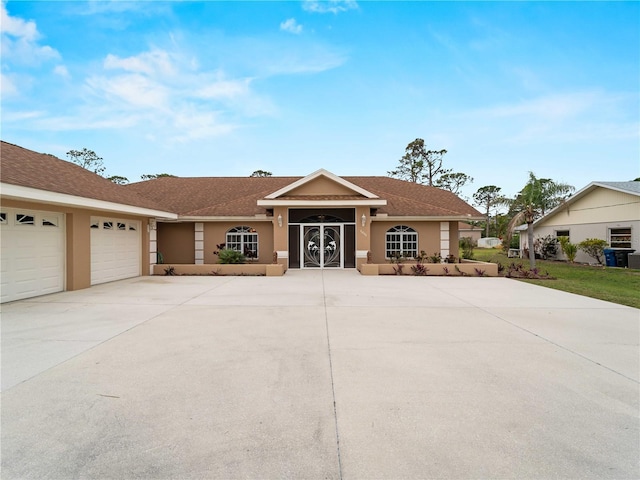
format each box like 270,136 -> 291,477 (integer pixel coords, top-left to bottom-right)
194,223 -> 204,265
1,183 -> 177,219
440,221 -> 450,257
257,199 -> 387,207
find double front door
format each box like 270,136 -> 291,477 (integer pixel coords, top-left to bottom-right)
302,225 -> 342,268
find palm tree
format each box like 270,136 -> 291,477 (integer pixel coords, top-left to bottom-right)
506,173 -> 574,269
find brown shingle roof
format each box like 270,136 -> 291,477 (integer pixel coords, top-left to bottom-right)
125,177 -> 297,216
1,141 -> 481,218
126,174 -> 482,218
0,141 -> 170,212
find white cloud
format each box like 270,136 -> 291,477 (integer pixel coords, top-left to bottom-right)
476,91 -> 608,121
196,77 -> 252,99
302,0 -> 358,14
460,90 -> 639,145
86,73 -> 171,109
28,46 -> 274,141
104,50 -> 176,76
1,1 -> 37,40
280,18 -> 303,34
53,65 -> 70,78
0,72 -> 19,97
1,1 -> 60,64
171,109 -> 238,142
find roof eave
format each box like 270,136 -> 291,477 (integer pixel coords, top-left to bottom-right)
257,199 -> 388,207
373,214 -> 484,222
1,182 -> 178,219
175,215 -> 271,222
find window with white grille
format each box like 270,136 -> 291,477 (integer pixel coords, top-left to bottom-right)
386,225 -> 418,259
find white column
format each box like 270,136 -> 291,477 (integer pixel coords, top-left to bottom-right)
149,221 -> 157,274
195,223 -> 204,265
440,222 -> 450,259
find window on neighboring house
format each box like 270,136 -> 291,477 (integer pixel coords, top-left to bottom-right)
386,225 -> 418,259
226,226 -> 259,259
16,214 -> 35,225
609,228 -> 632,248
555,230 -> 570,240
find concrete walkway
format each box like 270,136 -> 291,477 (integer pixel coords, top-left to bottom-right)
1,271 -> 638,479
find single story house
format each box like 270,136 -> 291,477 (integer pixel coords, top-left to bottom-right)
519,181 -> 639,263
1,140 -> 483,302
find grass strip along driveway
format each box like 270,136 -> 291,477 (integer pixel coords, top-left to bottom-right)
473,249 -> 640,309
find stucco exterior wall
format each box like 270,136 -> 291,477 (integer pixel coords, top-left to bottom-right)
448,221 -> 460,257
157,222 -> 195,264
540,189 -> 639,226
287,176 -> 358,196
369,220 -> 441,264
534,221 -> 639,263
202,221 -> 274,264
0,198 -> 153,291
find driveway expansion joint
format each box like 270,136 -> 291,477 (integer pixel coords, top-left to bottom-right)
321,270 -> 344,480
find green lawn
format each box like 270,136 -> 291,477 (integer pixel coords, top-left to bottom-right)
472,249 -> 640,309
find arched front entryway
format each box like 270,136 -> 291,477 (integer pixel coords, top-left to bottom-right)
287,208 -> 356,269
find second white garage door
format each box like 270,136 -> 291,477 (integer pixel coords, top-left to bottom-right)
90,217 -> 141,285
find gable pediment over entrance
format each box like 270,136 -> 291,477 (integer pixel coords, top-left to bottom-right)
257,169 -> 387,207
264,169 -> 379,200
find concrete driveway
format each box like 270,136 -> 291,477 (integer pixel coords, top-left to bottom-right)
1,271 -> 638,479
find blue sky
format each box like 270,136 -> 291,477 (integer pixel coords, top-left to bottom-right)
2,0 -> 638,201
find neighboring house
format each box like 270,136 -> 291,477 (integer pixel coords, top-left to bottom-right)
458,222 -> 482,243
520,181 -> 640,263
0,141 -> 176,303
1,141 -> 483,303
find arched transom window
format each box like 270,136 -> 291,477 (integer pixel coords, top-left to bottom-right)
385,225 -> 418,259
226,226 -> 258,259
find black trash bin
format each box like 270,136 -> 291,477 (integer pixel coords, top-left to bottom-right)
614,249 -> 635,268
604,248 -> 616,267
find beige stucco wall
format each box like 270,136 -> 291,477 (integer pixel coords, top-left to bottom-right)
287,176 -> 358,196
158,222 -> 195,264
1,198 -> 153,291
370,220 -> 442,264
539,188 -> 639,226
202,221 -> 275,264
449,222 -> 460,257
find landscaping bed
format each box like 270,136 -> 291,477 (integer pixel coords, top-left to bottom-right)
359,260 -> 498,277
153,264 -> 284,276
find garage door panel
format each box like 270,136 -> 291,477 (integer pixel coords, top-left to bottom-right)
0,209 -> 64,303
90,217 -> 141,285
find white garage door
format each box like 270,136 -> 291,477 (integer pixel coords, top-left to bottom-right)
90,217 -> 141,285
0,208 -> 65,303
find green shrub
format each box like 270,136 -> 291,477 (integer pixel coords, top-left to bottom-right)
558,236 -> 578,262
459,237 -> 475,260
216,248 -> 246,264
563,243 -> 578,262
578,238 -> 608,265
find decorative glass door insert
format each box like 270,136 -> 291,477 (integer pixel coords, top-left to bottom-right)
303,225 -> 342,268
